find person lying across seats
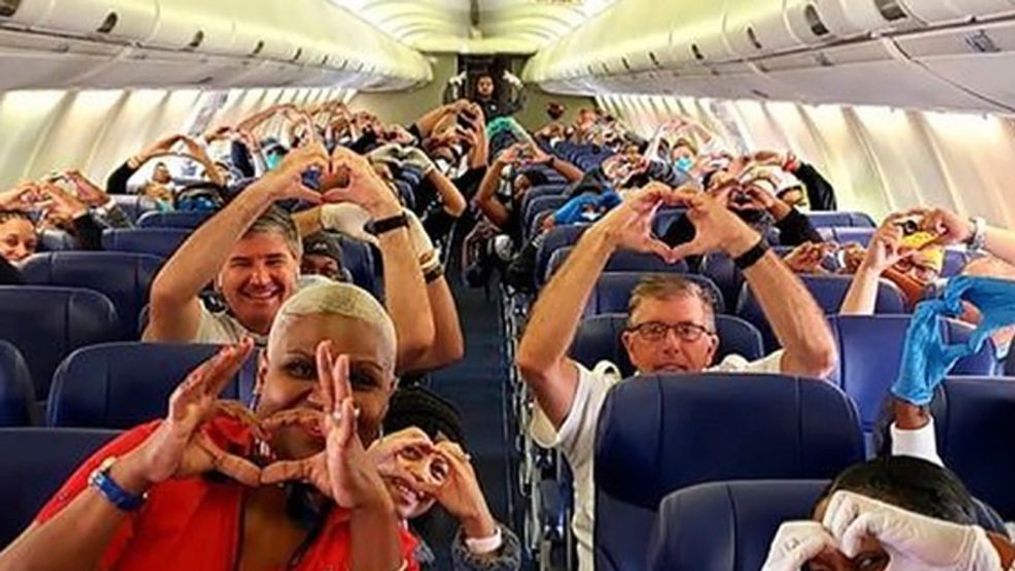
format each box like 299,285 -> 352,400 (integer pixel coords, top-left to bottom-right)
515,183 -> 838,571
0,282 -> 422,571
378,386 -> 522,570
143,143 -> 438,375
763,275 -> 1015,570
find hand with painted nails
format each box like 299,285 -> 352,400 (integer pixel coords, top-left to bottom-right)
113,339 -> 263,492
261,341 -> 392,511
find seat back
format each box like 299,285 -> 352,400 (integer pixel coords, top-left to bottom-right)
737,275 -> 907,352
37,230 -> 77,252
818,227 -> 875,246
829,315 -> 998,432
329,232 -> 382,300
1007,348 -> 1015,376
20,252 -> 163,340
137,210 -> 212,229
806,211 -> 876,229
935,377 -> 1015,520
535,225 -> 588,285
701,253 -> 743,312
594,374 -> 863,571
102,228 -> 191,258
649,480 -> 828,571
0,286 -> 119,399
545,247 -> 689,287
0,428 -> 119,545
47,342 -> 257,429
523,195 -> 569,235
571,314 -> 765,377
0,341 -> 35,426
109,194 -> 158,223
587,272 -> 725,316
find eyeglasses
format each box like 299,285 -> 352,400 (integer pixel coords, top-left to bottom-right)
627,321 -> 715,343
894,258 -> 940,282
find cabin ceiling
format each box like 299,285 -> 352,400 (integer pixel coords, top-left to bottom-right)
328,0 -> 616,53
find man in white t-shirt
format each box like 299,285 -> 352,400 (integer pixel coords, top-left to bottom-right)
516,183 -> 838,571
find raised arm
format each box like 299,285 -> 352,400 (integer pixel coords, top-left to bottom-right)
178,136 -> 226,187
404,147 -> 466,217
516,184 -> 676,427
840,217 -> 909,316
920,207 -> 1015,267
144,145 -> 327,342
237,103 -> 292,135
474,147 -> 518,229
414,102 -> 459,139
671,190 -> 837,379
330,147 -> 435,373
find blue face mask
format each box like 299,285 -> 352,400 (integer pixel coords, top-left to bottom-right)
674,156 -> 695,174
265,153 -> 283,171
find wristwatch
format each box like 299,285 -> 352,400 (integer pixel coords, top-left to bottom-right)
733,238 -> 770,271
88,456 -> 147,512
367,212 -> 409,237
966,216 -> 987,253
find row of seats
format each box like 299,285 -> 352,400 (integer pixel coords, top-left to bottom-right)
592,374 -> 1015,570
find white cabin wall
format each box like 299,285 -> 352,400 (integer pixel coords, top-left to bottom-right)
600,94 -> 1015,229
0,87 -> 351,190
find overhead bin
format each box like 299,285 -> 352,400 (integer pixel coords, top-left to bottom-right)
0,28 -> 120,90
0,0 -> 158,40
895,0 -> 1015,25
722,0 -> 808,58
143,0 -> 236,53
79,49 -> 245,88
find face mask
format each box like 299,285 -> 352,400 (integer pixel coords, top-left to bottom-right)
674,156 -> 695,174
265,153 -> 283,171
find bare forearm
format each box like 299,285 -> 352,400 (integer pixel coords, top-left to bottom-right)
518,227 -> 612,375
379,223 -> 436,374
427,171 -> 466,217
292,207 -> 323,238
349,502 -> 403,571
409,278 -> 464,372
0,491 -> 129,571
840,265 -> 881,316
743,252 -> 836,378
475,162 -> 509,228
551,159 -> 583,183
985,226 -> 1015,266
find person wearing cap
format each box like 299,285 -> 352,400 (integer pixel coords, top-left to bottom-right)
841,215 -> 947,314
301,232 -> 348,282
377,386 -> 522,571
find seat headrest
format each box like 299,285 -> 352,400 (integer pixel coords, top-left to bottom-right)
0,341 -> 35,426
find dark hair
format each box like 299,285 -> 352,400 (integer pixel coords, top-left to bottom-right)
547,102 -> 566,121
383,386 -> 466,447
0,210 -> 32,226
818,456 -> 979,525
518,169 -> 549,188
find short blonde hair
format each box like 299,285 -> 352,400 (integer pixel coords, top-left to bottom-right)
268,282 -> 396,363
628,274 -> 717,331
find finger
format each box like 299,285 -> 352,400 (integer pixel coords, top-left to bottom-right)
838,512 -> 883,559
206,338 -> 254,398
261,457 -> 316,485
261,409 -> 326,437
789,535 -> 837,566
327,397 -> 357,452
215,401 -> 268,440
195,433 -> 261,487
435,440 -> 470,463
316,340 -> 336,412
822,491 -> 861,541
289,186 -> 323,205
331,354 -> 352,405
668,239 -> 705,262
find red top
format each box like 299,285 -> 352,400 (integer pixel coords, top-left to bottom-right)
36,419 -> 419,571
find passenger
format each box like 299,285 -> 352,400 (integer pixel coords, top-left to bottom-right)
0,209 -> 36,264
300,232 -> 348,282
515,184 -> 838,570
751,150 -> 839,211
378,386 -> 522,570
0,283 -> 420,570
144,144 -> 437,374
960,256 -> 1015,363
446,72 -> 525,121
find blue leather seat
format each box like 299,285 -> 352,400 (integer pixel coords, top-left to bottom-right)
0,341 -> 35,426
545,247 -> 690,287
0,286 -> 120,400
651,208 -> 687,238
829,316 -> 998,432
933,377 -> 1015,520
649,480 -> 828,571
571,314 -> 766,378
535,225 -> 589,285
37,230 -> 77,252
594,374 -> 863,571
523,195 -> 569,237
102,228 -> 191,258
137,210 -> 212,229
738,275 -> 907,352
0,428 -> 119,545
818,227 -> 875,246
47,342 -> 258,429
1006,348 -> 1015,376
20,252 -> 163,340
587,272 -> 725,316
700,253 -> 742,312
110,194 -> 158,223
806,211 -> 876,229
329,232 -> 382,301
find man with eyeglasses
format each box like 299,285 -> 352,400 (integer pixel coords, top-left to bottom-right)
516,183 -> 838,571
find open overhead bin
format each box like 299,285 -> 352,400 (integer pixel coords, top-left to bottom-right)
0,0 -> 157,41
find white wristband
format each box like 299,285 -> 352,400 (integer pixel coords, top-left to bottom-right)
890,419 -> 943,467
465,525 -> 503,555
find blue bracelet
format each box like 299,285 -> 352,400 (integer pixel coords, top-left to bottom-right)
88,457 -> 147,512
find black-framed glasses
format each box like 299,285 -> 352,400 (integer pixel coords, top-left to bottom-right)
627,321 -> 715,343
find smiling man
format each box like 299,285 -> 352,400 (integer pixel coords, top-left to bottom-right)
516,183 -> 837,571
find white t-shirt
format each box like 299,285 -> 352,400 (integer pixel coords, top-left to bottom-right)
529,351 -> 785,571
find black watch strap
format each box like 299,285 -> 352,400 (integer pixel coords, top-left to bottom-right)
733,238 -> 770,271
367,212 -> 409,236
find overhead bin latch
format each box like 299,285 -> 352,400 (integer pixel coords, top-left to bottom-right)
964,31 -> 1000,54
